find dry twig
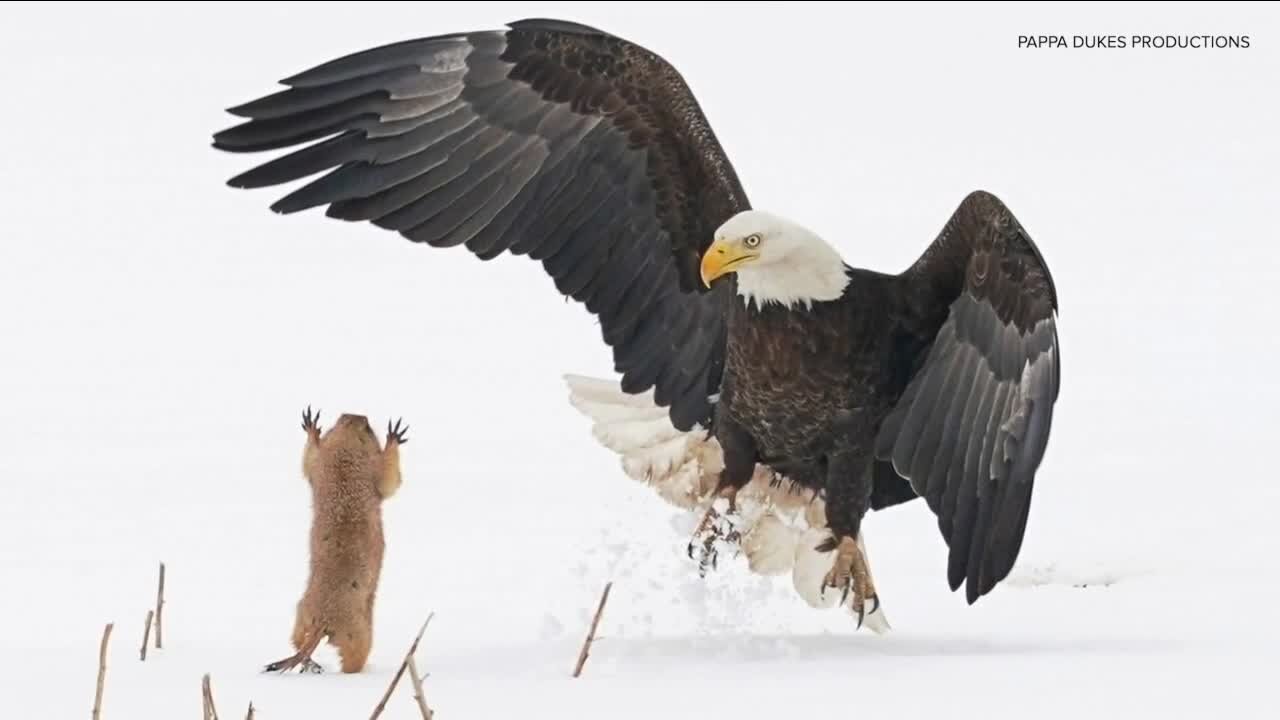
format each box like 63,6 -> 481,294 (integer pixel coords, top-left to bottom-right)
573,582 -> 613,678
368,613 -> 435,720
407,656 -> 433,720
154,562 -> 166,650
139,610 -> 154,662
201,673 -> 220,720
244,701 -> 255,720
93,622 -> 114,720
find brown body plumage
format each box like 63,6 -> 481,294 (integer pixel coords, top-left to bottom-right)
266,409 -> 408,674
718,268 -> 920,510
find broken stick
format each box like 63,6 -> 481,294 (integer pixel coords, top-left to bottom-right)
408,655 -> 433,720
573,581 -> 613,678
244,702 -> 255,720
201,673 -> 220,720
140,610 -> 154,661
154,562 -> 165,650
368,613 -> 435,720
93,622 -> 113,720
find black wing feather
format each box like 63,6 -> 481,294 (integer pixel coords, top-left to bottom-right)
923,344 -> 980,507
879,190 -> 1061,604
213,19 -> 752,432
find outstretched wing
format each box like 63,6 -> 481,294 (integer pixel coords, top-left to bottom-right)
212,18 -> 751,431
876,190 -> 1061,604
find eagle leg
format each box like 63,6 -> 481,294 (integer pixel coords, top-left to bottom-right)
686,485 -> 743,577
687,416 -> 756,576
820,536 -> 880,628
817,448 -> 886,628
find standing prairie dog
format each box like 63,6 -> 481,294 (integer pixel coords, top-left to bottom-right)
265,407 -> 408,674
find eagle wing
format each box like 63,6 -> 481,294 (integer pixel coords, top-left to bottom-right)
876,190 -> 1061,604
212,18 -> 750,432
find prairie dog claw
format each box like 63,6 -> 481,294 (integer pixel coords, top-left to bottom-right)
387,417 -> 410,445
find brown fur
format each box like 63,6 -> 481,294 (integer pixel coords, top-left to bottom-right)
265,410 -> 407,674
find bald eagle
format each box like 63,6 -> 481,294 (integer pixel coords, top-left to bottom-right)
213,17 -> 1061,628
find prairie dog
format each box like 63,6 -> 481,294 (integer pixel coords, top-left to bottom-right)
265,407 -> 408,674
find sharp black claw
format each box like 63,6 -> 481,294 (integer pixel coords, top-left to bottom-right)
386,417 -> 409,444
688,505 -> 746,579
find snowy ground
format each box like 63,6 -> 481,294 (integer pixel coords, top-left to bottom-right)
3,2 -> 1279,719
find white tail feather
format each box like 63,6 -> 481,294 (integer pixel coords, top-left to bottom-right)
741,511 -> 800,576
792,527 -> 842,609
593,414 -> 688,454
564,373 -> 663,409
571,398 -> 670,425
856,533 -> 891,634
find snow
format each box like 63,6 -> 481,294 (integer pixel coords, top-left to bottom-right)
2,2 -> 1279,719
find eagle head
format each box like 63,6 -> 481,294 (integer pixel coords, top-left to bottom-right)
701,210 -> 850,309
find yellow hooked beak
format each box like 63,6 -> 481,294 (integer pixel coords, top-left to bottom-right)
700,239 -> 760,288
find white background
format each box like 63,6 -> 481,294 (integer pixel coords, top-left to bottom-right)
2,2 -> 1277,718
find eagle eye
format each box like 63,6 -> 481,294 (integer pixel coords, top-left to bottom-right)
744,233 -> 762,248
